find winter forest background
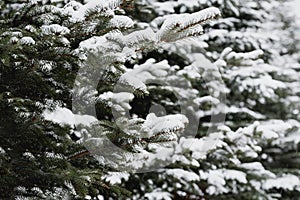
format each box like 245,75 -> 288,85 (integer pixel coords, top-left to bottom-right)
1,0 -> 300,199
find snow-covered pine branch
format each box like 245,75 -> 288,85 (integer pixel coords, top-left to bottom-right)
158,7 -> 221,42
97,92 -> 134,116
75,113 -> 189,168
117,59 -> 170,94
63,0 -> 129,22
79,6 -> 220,56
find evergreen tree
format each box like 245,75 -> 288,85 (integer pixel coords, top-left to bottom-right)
0,0 -> 140,198
1,0 -> 299,199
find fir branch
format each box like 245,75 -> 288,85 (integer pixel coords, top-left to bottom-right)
178,7 -> 221,32
158,7 -> 221,43
67,149 -> 90,160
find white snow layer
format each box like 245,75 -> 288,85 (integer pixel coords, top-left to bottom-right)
145,189 -> 172,200
165,169 -> 200,182
119,59 -> 170,93
41,24 -> 70,35
98,92 -> 134,115
102,172 -> 130,185
43,106 -> 97,127
263,175 -> 300,191
19,37 -> 35,45
141,113 -> 188,138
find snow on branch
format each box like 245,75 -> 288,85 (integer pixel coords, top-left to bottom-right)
179,7 -> 222,31
41,24 -> 70,35
141,113 -> 189,139
110,113 -> 188,143
122,28 -> 156,48
158,7 -> 221,42
107,15 -> 134,29
62,0 -> 129,22
117,59 -> 171,94
219,47 -> 264,65
97,92 -> 134,115
81,113 -> 189,161
77,6 -> 220,60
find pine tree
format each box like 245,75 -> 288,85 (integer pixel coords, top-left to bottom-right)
0,0 -> 139,198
